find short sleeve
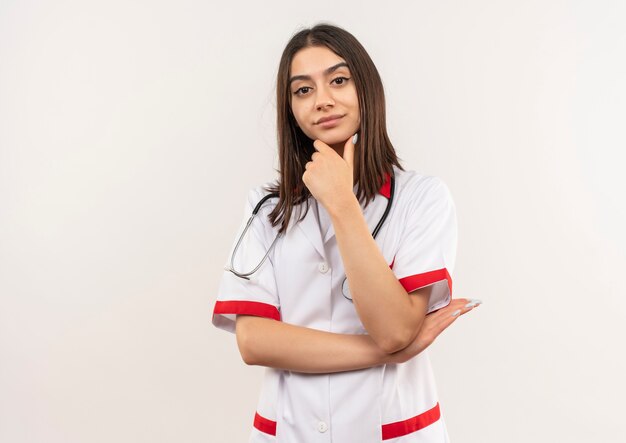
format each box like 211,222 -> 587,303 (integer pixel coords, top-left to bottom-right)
211,187 -> 281,333
391,176 -> 457,314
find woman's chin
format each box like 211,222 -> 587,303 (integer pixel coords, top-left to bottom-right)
305,126 -> 356,146
316,133 -> 351,146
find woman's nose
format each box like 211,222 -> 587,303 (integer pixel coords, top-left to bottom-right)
315,85 -> 335,110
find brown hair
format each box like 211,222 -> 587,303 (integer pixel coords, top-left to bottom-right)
265,23 -> 404,234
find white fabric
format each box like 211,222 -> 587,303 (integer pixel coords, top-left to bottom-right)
314,198 -> 332,240
212,165 -> 457,442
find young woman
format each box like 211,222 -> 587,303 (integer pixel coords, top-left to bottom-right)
212,23 -> 480,442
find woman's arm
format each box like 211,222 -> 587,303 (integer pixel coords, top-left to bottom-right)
328,196 -> 430,353
235,297 -> 476,374
302,138 -> 449,354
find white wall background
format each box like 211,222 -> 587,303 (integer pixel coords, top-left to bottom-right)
1,1 -> 625,442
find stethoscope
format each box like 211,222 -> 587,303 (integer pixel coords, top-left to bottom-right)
226,171 -> 395,302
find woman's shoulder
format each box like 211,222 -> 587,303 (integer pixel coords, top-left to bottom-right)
244,180 -> 280,205
238,181 -> 281,238
393,166 -> 452,200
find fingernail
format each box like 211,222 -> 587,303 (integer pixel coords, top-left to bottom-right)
470,299 -> 483,305
451,309 -> 460,317
352,133 -> 358,144
464,302 -> 476,308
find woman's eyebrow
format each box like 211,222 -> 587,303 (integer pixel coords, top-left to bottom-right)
289,62 -> 349,85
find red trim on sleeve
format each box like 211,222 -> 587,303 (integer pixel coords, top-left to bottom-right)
382,402 -> 441,440
213,300 -> 281,321
253,412 -> 277,436
398,268 -> 452,295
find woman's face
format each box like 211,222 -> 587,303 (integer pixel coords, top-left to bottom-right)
289,46 -> 360,153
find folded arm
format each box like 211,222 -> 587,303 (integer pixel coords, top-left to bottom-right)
235,298 -> 475,374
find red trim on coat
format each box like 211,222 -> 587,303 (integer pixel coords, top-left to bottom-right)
398,268 -> 452,295
213,300 -> 281,321
252,404 -> 441,439
382,402 -> 442,440
254,412 -> 277,436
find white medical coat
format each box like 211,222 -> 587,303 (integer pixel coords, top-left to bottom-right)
213,165 -> 457,442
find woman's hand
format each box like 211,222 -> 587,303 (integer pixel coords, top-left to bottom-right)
302,135 -> 356,212
388,298 -> 481,364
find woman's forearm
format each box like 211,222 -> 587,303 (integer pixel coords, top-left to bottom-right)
235,298 -> 477,374
235,315 -> 398,374
328,197 -> 425,353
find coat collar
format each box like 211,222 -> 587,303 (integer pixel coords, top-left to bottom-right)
296,171 -> 392,260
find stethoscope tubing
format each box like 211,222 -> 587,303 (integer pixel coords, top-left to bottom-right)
226,192 -> 281,280
227,171 -> 396,300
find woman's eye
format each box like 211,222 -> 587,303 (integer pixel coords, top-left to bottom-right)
294,87 -> 311,96
293,77 -> 349,96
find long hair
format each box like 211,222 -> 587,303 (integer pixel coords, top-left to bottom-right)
265,23 -> 404,234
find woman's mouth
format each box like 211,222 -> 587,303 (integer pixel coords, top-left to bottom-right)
317,115 -> 344,128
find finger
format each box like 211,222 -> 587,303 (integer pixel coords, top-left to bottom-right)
456,299 -> 482,317
427,298 -> 469,320
343,133 -> 356,167
437,302 -> 477,329
437,311 -> 463,330
432,315 -> 459,337
425,301 -> 473,333
420,308 -> 461,344
420,298 -> 480,346
313,139 -> 332,154
451,301 -> 479,318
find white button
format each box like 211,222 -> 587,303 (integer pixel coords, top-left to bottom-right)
317,421 -> 328,433
318,262 -> 329,273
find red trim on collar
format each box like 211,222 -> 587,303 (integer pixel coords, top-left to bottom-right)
378,171 -> 392,199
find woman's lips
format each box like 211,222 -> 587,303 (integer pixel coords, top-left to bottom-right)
317,115 -> 344,128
